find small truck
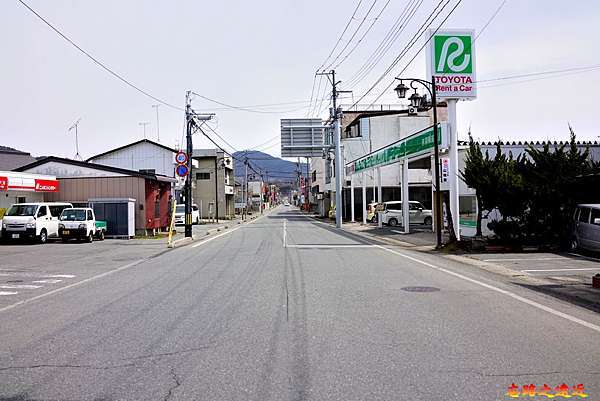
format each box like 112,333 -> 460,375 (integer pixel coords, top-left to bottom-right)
58,207 -> 107,242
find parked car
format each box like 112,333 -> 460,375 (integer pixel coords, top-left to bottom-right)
174,204 -> 200,225
367,202 -> 382,223
379,201 -> 432,227
571,204 -> 600,252
59,208 -> 107,242
1,202 -> 73,243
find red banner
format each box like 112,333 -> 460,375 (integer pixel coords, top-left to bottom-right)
0,176 -> 7,191
34,179 -> 59,192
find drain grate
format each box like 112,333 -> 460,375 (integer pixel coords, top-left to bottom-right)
401,286 -> 440,293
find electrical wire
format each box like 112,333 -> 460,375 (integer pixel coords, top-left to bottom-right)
16,0 -> 183,112
190,91 -> 307,114
323,0 -> 379,71
332,0 -> 393,70
475,0 -> 507,41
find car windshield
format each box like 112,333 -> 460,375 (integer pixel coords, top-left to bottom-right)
5,205 -> 37,216
60,210 -> 87,221
175,205 -> 185,213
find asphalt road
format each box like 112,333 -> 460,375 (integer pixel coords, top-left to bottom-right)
2,207 -> 600,400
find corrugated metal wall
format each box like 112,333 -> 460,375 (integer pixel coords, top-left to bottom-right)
45,177 -> 146,231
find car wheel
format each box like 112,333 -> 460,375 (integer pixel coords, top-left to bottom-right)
388,218 -> 398,227
38,229 -> 48,244
570,237 -> 579,251
424,216 -> 432,226
86,232 -> 94,243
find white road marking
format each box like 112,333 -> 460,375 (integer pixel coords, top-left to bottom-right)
286,244 -> 376,249
482,257 -> 565,262
0,272 -> 75,279
0,285 -> 42,289
391,230 -> 406,235
32,279 -> 63,284
375,245 -> 600,334
192,213 -> 267,248
0,291 -> 18,296
0,259 -> 145,314
521,268 -> 600,273
283,219 -> 287,248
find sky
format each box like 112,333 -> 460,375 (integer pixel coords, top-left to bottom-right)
1,0 -> 599,160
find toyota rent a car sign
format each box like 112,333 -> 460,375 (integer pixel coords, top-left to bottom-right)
427,30 -> 476,100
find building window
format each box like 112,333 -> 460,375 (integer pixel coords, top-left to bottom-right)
196,172 -> 211,180
16,197 -> 26,204
154,196 -> 160,218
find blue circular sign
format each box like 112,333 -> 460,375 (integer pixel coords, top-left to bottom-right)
176,164 -> 189,177
175,151 -> 188,164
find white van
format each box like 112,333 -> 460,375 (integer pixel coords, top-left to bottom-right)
1,202 -> 73,243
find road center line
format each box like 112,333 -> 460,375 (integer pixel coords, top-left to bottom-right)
286,244 -> 376,249
374,245 -> 600,334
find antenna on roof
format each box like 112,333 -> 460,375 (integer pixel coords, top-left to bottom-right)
68,118 -> 82,161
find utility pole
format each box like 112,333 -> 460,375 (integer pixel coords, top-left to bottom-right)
214,156 -> 219,223
244,160 -> 249,219
68,118 -> 82,161
139,121 -> 150,139
184,92 -> 193,238
317,69 -> 348,228
152,104 -> 161,142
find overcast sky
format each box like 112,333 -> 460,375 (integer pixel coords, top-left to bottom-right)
1,0 -> 599,160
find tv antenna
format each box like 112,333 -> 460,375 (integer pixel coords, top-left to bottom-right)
68,118 -> 82,160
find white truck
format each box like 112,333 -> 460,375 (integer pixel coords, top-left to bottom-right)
59,208 -> 107,242
1,202 -> 73,243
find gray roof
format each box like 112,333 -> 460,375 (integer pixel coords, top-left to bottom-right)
0,146 -> 37,170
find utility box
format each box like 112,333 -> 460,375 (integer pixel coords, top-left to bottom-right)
88,198 -> 135,239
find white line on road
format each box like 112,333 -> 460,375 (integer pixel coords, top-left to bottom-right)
192,213 -> 267,248
375,245 -> 600,334
0,272 -> 75,279
0,259 -> 145,314
482,257 -> 565,262
521,268 -> 600,273
286,244 -> 376,249
0,284 -> 42,289
32,279 -> 63,284
0,291 -> 18,296
283,219 -> 287,248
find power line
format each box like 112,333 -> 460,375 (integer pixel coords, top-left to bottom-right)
476,63 -> 600,84
355,0 -> 462,108
332,0 -> 393,70
345,0 -> 423,88
478,64 -> 600,89
17,0 -> 183,112
476,0 -> 507,40
323,0 -> 379,71
190,91 -> 307,114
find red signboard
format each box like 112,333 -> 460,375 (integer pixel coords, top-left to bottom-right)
0,176 -> 7,191
34,179 -> 59,192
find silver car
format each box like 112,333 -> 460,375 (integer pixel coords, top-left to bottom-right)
572,204 -> 600,252
380,201 -> 433,227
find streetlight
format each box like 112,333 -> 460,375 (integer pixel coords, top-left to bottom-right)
394,77 -> 443,249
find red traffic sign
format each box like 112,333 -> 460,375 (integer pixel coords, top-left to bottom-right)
175,151 -> 188,165
176,164 -> 189,177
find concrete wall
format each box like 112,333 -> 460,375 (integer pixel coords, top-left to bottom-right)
192,157 -> 234,219
89,142 -> 176,177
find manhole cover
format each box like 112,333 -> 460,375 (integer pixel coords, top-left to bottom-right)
401,286 -> 440,293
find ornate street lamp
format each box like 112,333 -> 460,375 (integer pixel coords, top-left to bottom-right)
394,77 -> 443,248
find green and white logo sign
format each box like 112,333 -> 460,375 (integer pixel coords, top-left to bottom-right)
428,30 -> 477,100
434,35 -> 473,73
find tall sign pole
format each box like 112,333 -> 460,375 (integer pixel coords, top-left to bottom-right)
427,29 -> 477,242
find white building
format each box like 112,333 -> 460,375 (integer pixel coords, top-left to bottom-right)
87,139 -> 177,178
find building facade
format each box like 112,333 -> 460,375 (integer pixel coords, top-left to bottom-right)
191,149 -> 235,219
16,157 -> 174,235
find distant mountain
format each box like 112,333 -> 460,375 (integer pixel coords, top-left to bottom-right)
233,151 -> 308,183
